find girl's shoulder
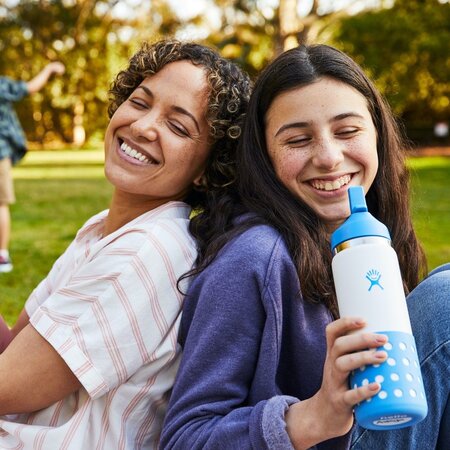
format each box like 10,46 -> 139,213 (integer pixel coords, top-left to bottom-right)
224,222 -> 283,253
204,222 -> 292,280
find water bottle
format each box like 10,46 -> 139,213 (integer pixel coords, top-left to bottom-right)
330,186 -> 428,430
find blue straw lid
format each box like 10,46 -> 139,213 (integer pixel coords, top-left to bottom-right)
330,186 -> 391,250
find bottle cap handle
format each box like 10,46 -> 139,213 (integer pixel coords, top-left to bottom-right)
349,186 -> 368,213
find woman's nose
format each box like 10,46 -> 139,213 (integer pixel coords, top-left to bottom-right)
312,137 -> 345,170
130,113 -> 159,141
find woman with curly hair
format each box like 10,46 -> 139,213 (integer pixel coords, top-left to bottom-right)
0,39 -> 250,449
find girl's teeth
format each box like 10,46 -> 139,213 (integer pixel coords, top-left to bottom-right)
120,142 -> 151,163
312,175 -> 351,191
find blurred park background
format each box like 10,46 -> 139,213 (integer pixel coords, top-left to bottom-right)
1,0 -> 449,319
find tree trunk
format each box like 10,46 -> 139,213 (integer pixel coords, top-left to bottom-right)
73,98 -> 86,146
278,0 -> 300,52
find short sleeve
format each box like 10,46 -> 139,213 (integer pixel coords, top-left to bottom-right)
25,247 -> 75,318
25,212 -> 108,317
0,77 -> 28,102
29,220 -> 195,399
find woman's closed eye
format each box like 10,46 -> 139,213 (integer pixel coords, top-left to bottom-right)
129,98 -> 148,109
168,120 -> 190,138
128,98 -> 191,138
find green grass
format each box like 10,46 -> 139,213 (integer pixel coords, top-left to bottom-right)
408,156 -> 450,271
2,149 -> 112,323
1,150 -> 449,324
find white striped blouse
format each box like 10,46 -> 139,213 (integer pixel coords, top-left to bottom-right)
0,201 -> 197,449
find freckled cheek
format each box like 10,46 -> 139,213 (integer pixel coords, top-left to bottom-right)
272,149 -> 307,182
347,143 -> 378,172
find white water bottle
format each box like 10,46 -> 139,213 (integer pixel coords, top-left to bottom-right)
331,186 -> 428,430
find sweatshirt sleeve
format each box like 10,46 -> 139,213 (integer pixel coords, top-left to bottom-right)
160,232 -> 300,449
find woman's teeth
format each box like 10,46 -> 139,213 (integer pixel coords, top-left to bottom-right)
311,174 -> 351,191
120,142 -> 154,163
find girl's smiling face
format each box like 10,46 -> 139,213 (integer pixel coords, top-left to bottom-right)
265,77 -> 379,232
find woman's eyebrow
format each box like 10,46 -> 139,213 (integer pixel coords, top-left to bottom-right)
137,85 -> 153,98
136,86 -> 200,133
172,106 -> 200,134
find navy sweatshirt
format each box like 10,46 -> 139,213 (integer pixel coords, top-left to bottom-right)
160,224 -> 352,449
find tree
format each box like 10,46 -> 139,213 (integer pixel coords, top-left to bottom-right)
1,0 -> 446,146
1,0 -> 106,145
0,0 -> 194,145
181,0 -> 385,75
0,0 -> 139,145
332,0 -> 450,141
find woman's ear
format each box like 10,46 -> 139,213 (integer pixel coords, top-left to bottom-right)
193,173 -> 207,191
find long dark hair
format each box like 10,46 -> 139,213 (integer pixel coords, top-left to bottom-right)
189,44 -> 427,317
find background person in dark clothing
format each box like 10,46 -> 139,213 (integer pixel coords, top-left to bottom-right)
0,61 -> 65,272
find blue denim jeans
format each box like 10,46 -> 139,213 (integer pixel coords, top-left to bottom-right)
351,263 -> 450,449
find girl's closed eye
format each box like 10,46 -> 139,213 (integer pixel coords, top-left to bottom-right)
335,127 -> 360,137
285,135 -> 311,147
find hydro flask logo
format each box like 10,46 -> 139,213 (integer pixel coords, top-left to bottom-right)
366,269 -> 384,291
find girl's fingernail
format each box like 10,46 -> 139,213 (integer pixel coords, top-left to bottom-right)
376,335 -> 388,343
374,351 -> 387,359
354,318 -> 365,326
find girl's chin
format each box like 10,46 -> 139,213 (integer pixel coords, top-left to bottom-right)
315,208 -> 350,230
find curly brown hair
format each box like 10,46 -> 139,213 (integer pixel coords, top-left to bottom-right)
108,40 -> 251,212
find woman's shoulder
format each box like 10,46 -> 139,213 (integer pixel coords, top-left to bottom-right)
103,202 -> 192,242
121,202 -> 191,230
77,205 -> 194,257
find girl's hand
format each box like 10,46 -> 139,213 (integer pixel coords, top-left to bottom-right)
285,317 -> 388,449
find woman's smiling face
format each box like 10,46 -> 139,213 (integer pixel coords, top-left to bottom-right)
265,77 -> 379,232
104,60 -> 211,208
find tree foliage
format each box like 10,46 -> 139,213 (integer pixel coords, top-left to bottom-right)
332,0 -> 450,140
184,0 -> 347,76
1,0 -> 112,144
0,0 -> 447,146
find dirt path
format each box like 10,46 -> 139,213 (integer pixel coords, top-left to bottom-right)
409,146 -> 450,157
